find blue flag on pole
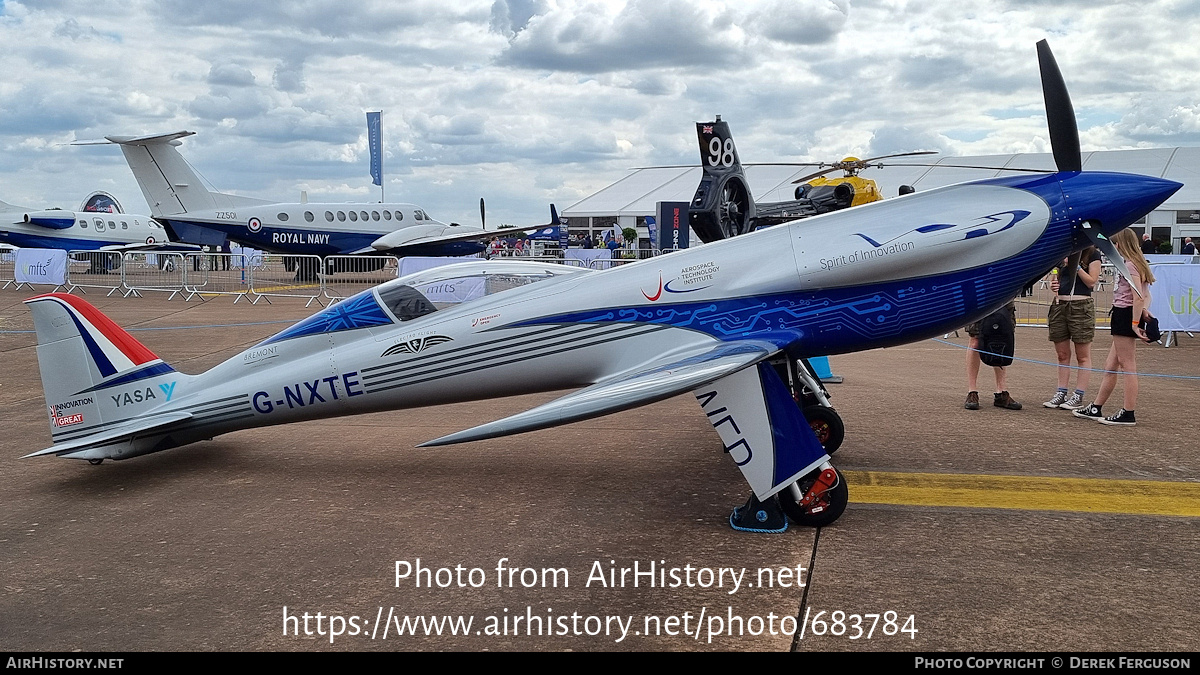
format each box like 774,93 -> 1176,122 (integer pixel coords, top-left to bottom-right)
366,111 -> 382,187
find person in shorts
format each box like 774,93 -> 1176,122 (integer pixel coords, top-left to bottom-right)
963,300 -> 1021,411
1073,229 -> 1154,426
1043,247 -> 1101,410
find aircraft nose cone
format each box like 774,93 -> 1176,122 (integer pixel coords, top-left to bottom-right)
1062,172 -> 1183,235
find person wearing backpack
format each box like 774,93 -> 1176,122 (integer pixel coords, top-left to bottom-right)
963,300 -> 1022,411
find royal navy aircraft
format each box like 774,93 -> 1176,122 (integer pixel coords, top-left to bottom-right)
23,42 -> 1180,530
1,191 -> 170,251
87,131 -> 499,258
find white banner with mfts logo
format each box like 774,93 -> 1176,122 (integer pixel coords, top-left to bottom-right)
417,276 -> 486,304
15,248 -> 68,285
1149,264 -> 1200,332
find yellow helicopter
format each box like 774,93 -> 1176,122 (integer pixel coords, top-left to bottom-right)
789,153 -> 933,207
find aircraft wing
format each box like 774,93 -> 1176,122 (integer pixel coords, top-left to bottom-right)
368,223 -> 497,253
369,204 -> 563,254
22,411 -> 194,458
419,340 -> 778,447
98,242 -> 204,253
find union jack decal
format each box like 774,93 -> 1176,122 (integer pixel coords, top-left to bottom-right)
262,292 -> 393,345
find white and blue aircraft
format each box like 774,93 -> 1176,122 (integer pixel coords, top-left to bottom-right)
22,43 -> 1181,530
1,191 -> 171,252
91,131 -> 500,258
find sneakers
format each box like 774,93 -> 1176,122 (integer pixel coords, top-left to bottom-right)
1043,390 -> 1068,408
993,391 -> 1022,410
964,391 -> 980,410
1099,408 -> 1136,426
1072,404 -> 1104,420
1059,391 -> 1086,410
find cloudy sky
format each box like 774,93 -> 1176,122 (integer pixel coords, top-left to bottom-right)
2,0 -> 1198,226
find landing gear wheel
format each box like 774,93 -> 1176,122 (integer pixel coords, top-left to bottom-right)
88,458 -> 104,466
778,467 -> 848,528
802,405 -> 844,454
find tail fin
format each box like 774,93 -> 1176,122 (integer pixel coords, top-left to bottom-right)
25,293 -> 185,443
103,131 -> 267,217
688,117 -> 757,243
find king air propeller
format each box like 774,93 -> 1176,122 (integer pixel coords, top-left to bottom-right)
1036,40 -> 1142,296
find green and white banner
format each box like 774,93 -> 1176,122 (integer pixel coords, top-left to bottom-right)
1149,264 -> 1200,332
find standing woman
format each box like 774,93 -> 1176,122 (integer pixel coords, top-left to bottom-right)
1073,229 -> 1155,425
1043,246 -> 1103,410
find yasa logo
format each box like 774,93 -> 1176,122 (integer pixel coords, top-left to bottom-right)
382,335 -> 453,357
855,210 -> 1031,248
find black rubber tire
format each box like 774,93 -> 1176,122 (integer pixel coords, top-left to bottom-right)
778,468 -> 849,528
803,405 -> 844,454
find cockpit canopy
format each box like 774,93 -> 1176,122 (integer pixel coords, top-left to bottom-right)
260,260 -> 588,345
391,260 -> 589,311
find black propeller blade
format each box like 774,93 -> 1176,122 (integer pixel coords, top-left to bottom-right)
1037,39 -> 1082,173
1080,222 -> 1143,297
480,197 -> 486,230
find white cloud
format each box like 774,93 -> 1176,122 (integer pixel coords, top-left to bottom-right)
0,0 -> 1197,225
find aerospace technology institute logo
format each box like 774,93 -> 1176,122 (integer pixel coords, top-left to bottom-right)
381,335 -> 453,358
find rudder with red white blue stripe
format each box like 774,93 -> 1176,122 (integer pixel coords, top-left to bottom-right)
25,293 -> 180,438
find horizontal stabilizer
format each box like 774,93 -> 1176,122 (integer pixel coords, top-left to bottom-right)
419,341 -> 778,447
23,411 -> 193,458
101,131 -> 196,146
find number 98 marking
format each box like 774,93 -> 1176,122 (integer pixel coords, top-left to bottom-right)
707,137 -> 736,168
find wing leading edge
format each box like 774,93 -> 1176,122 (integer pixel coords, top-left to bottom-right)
418,340 -> 779,447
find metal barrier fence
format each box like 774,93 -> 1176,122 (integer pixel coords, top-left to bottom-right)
0,249 -> 18,289
65,251 -> 125,296
182,253 -> 254,301
247,254 -> 326,307
322,255 -> 400,302
121,252 -> 187,300
1015,267 -> 1116,329
590,248 -> 662,269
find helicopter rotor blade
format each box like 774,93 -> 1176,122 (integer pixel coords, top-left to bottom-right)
791,166 -> 845,184
855,150 -> 940,164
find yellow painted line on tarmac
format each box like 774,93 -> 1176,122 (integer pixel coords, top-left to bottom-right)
842,471 -> 1200,517
191,284 -> 321,297
253,284 -> 321,292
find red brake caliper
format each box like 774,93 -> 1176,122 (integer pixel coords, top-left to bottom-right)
798,468 -> 839,514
